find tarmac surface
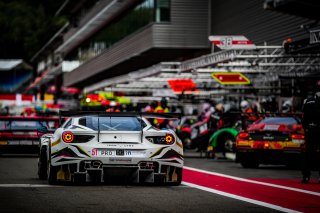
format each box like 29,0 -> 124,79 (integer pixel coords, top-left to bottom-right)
0,152 -> 319,213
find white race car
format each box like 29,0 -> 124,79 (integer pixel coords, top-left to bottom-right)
37,112 -> 183,185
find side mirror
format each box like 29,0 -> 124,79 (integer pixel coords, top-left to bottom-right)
37,126 -> 49,133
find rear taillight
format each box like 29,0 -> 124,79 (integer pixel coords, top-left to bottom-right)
0,132 -> 13,138
238,132 -> 249,139
62,131 -> 74,143
146,134 -> 175,145
291,134 -> 305,144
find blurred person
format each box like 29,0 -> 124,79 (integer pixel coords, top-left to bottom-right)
240,100 -> 253,113
213,103 -> 224,129
267,95 -> 278,112
281,100 -> 293,113
200,102 -> 215,121
154,98 -> 169,128
193,102 -> 217,152
215,103 -> 224,115
144,100 -> 158,113
301,83 -> 320,183
106,107 -> 120,112
259,98 -> 271,113
240,100 -> 260,128
251,100 -> 261,113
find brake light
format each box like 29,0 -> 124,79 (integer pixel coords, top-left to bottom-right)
291,134 -> 305,144
62,131 -> 74,143
238,132 -> 249,139
291,134 -> 304,139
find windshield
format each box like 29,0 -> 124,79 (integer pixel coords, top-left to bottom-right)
79,116 -> 142,131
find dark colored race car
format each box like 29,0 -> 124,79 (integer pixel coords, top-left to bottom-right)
173,115 -> 197,149
235,116 -> 305,168
0,116 -> 59,154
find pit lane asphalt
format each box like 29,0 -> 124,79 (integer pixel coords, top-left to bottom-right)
0,153 -> 297,213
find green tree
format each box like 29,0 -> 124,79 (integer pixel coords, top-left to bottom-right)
0,0 -> 67,60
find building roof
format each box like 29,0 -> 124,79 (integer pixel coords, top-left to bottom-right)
0,60 -> 32,71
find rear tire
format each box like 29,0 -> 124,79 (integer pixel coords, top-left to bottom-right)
224,138 -> 235,153
47,143 -> 58,185
48,164 -> 58,185
217,135 -> 236,157
38,146 -> 47,180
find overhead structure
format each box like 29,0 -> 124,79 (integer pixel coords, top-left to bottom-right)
83,45 -> 320,98
0,59 -> 33,93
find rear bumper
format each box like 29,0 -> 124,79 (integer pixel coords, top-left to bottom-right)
54,160 -> 182,184
236,149 -> 302,164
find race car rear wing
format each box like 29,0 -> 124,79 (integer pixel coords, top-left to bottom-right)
58,110 -> 181,119
0,115 -> 60,121
236,112 -> 303,130
59,111 -> 181,142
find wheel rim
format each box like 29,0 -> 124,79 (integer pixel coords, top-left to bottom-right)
224,139 -> 234,152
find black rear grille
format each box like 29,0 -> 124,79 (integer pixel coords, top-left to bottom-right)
249,131 -> 290,141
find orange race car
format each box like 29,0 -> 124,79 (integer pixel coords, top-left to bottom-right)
236,116 -> 305,168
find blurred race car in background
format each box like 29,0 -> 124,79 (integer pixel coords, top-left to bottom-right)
236,115 -> 305,168
37,111 -> 183,185
173,115 -> 197,149
0,115 -> 59,153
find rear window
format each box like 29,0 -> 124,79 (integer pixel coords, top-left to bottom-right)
257,117 -> 300,125
0,120 -> 48,130
79,116 -> 142,131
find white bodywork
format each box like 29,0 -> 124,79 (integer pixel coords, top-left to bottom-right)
39,115 -> 183,184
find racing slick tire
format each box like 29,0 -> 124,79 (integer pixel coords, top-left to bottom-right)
47,143 -> 58,185
224,138 -> 235,153
38,146 -> 48,180
48,164 -> 58,185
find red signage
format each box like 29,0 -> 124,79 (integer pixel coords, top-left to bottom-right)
208,36 -> 256,49
211,72 -> 250,85
167,79 -> 198,93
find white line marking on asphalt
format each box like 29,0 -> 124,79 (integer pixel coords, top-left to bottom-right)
182,181 -> 301,213
184,166 -> 320,196
0,184 -> 59,188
